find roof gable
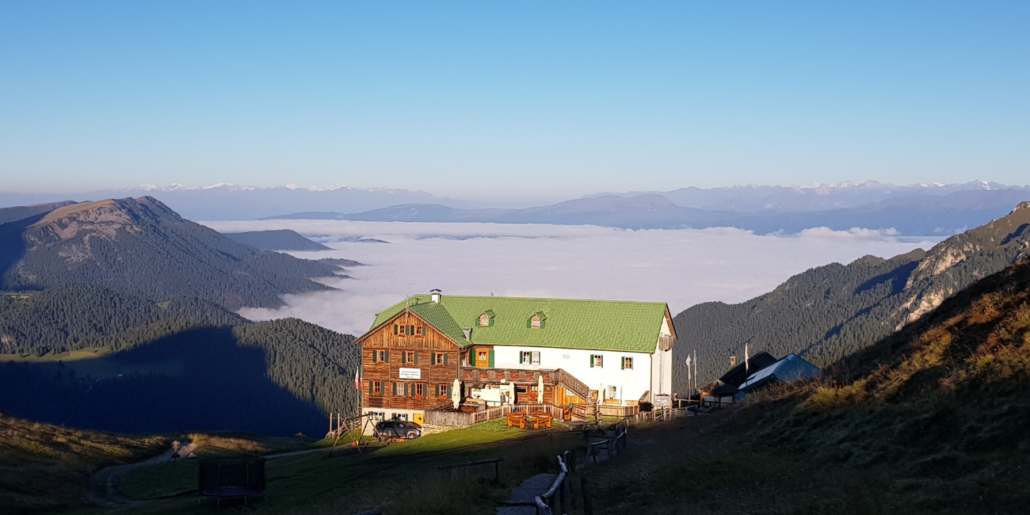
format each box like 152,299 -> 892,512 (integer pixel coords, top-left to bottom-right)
366,295 -> 670,353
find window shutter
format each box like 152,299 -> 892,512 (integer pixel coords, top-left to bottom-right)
393,324 -> 398,335
541,320 -> 545,329
372,351 -> 377,363
519,353 -> 524,365
590,356 -> 594,368
488,350 -> 495,368
444,354 -> 449,366
392,382 -> 397,395
435,384 -> 439,397
402,352 -> 406,364
415,352 -> 419,365
369,380 -> 373,395
489,318 -> 494,327
431,353 -> 436,365
527,319 -> 531,329
621,357 -> 625,370
404,383 -> 409,396
384,350 -> 390,363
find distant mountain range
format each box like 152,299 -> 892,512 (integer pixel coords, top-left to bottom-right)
672,201 -> 1030,391
0,183 -> 469,221
267,188 -> 1030,236
0,197 -> 350,310
3,181 -> 1028,235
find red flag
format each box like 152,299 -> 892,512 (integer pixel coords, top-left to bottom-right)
354,369 -> 361,390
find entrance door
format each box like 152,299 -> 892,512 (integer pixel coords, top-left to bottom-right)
476,350 -> 490,368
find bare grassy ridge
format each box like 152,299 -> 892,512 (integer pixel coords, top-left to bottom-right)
0,411 -> 165,513
586,258 -> 1030,514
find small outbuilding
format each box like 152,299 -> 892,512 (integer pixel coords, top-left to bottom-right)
737,354 -> 820,394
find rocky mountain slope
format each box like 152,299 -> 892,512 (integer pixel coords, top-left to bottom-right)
673,201 -> 1030,391
0,197 -> 347,309
0,201 -> 76,225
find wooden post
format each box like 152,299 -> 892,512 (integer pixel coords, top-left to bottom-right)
581,476 -> 593,515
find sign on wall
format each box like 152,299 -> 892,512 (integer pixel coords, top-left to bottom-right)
655,394 -> 671,408
399,368 -> 421,379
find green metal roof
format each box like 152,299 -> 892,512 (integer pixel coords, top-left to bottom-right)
366,295 -> 670,353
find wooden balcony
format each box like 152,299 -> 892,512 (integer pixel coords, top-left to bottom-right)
460,367 -> 558,385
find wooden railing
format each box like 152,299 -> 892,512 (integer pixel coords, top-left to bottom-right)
554,369 -> 590,400
460,367 -> 558,384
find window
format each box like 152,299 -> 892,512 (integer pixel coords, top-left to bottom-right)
415,383 -> 425,397
392,413 -> 408,421
621,357 -> 633,370
394,381 -> 406,396
590,355 -> 603,368
372,380 -> 382,395
374,349 -> 387,363
416,326 -> 423,336
404,351 -> 416,364
608,385 -> 618,399
437,384 -> 450,398
433,352 -> 446,365
520,351 -> 541,365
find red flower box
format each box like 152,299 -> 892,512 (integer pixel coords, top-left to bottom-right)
480,373 -> 488,379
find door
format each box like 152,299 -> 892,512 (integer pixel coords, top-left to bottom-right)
413,412 -> 424,426
476,350 -> 490,368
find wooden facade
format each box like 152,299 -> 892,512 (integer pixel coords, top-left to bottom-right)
357,310 -> 465,412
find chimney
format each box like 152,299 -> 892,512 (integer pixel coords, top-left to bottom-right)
462,327 -> 472,341
430,289 -> 442,304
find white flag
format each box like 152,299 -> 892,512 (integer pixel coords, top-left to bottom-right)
686,356 -> 692,382
745,343 -> 749,373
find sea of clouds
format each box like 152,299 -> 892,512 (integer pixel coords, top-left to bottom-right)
202,220 -> 944,336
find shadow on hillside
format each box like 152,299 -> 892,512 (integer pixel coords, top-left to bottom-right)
1001,223 -> 1029,245
854,261 -> 920,297
0,214 -> 43,289
0,327 -> 329,436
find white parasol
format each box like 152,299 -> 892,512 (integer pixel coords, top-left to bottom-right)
452,379 -> 461,410
538,374 -> 544,404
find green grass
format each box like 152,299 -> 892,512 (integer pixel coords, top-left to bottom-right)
112,418 -> 584,515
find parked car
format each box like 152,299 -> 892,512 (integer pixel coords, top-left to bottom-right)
374,420 -> 422,441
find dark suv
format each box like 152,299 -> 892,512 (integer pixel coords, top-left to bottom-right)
374,420 -> 422,441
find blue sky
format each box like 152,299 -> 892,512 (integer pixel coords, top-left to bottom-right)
1,1 -> 1027,201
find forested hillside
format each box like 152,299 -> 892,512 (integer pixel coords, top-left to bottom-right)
0,197 -> 347,309
0,319 -> 361,436
674,201 -> 1030,392
0,284 -> 243,354
223,229 -> 331,251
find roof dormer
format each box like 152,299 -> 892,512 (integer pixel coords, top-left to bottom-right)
527,312 -> 546,329
478,310 -> 495,327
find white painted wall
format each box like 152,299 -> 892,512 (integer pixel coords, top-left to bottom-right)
651,317 -> 675,399
492,346 -> 653,405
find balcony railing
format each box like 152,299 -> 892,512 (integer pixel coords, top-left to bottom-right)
460,367 -> 557,384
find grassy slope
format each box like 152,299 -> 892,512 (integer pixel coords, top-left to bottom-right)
114,419 -> 586,515
585,258 -> 1030,514
0,411 -> 166,514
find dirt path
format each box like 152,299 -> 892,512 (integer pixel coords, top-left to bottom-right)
87,446 -> 180,508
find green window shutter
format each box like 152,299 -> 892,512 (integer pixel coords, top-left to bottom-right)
431,352 -> 436,365
541,320 -> 545,329
402,352 -> 406,364
621,357 -> 625,370
519,352 -> 524,365
488,350 -> 495,368
392,382 -> 397,395
404,383 -> 409,396
489,319 -> 494,327
393,324 -> 398,335
415,352 -> 419,365
385,350 -> 390,363
368,380 -> 373,395
444,354 -> 449,366
527,319 -> 531,329
435,384 -> 439,397
590,356 -> 595,368
372,351 -> 377,363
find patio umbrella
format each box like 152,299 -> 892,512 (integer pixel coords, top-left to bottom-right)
538,374 -> 544,404
452,379 -> 461,410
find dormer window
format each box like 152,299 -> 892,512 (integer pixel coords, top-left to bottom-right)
527,312 -> 546,329
479,310 -> 495,327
